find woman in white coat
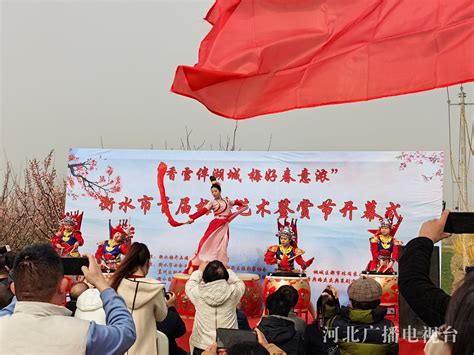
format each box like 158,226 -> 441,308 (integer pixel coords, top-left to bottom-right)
111,242 -> 168,355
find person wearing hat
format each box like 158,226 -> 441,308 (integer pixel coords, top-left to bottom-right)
51,211 -> 85,257
366,214 -> 403,273
66,282 -> 89,316
264,219 -> 314,273
95,219 -> 135,271
323,277 -> 398,354
74,287 -> 108,325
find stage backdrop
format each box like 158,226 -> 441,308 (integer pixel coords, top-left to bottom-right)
65,149 -> 443,304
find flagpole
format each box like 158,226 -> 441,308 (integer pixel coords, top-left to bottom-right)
447,85 -> 474,274
448,85 -> 473,212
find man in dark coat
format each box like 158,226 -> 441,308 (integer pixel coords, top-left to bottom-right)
258,291 -> 304,355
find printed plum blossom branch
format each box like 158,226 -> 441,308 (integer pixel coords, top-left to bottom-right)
397,151 -> 444,182
67,154 -> 121,200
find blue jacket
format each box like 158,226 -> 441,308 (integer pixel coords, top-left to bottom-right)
0,289 -> 136,355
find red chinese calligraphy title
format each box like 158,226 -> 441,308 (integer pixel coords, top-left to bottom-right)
167,166 -> 339,184
100,194 -> 401,222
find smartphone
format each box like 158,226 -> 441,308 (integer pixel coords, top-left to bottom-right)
61,257 -> 89,275
216,328 -> 257,349
444,212 -> 474,234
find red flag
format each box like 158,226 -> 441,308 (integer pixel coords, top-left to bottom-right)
172,0 -> 474,119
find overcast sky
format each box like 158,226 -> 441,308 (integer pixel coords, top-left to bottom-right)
1,0 -> 473,208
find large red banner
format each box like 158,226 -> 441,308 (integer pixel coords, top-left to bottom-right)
172,0 -> 474,119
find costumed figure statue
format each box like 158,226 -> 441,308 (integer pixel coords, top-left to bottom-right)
264,219 -> 314,273
51,211 -> 84,257
366,213 -> 403,273
95,219 -> 135,271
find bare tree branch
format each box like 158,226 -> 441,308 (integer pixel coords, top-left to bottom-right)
1,151 -> 65,249
231,121 -> 238,151
267,134 -> 273,151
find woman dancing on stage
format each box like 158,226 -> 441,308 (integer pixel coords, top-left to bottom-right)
157,163 -> 249,273
182,176 -> 248,273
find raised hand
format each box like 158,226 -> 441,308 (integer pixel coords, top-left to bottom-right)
166,292 -> 176,307
419,210 -> 452,244
81,254 -> 110,292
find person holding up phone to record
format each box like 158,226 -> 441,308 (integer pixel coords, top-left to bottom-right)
185,260 -> 245,354
399,210 -> 474,355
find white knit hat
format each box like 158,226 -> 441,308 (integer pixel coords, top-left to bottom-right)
74,288 -> 106,325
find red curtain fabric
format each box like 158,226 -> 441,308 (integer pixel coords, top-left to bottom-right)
171,0 -> 474,119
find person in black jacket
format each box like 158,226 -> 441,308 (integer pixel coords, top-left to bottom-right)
236,308 -> 251,330
0,255 -> 13,309
398,210 -> 452,327
257,291 -> 304,355
157,292 -> 187,355
304,286 -> 340,355
400,210 -> 474,355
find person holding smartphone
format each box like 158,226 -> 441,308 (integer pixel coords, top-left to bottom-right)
0,244 -> 136,354
399,210 -> 474,355
186,260 -> 245,354
399,210 -> 453,327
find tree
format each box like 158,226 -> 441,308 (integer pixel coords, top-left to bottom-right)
0,151 -> 65,249
0,124 -> 272,249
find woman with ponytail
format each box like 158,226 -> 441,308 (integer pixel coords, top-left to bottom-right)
111,242 -> 168,355
183,176 -> 249,274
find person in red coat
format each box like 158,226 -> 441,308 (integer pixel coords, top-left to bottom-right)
366,215 -> 403,273
51,211 -> 84,257
95,219 -> 134,271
